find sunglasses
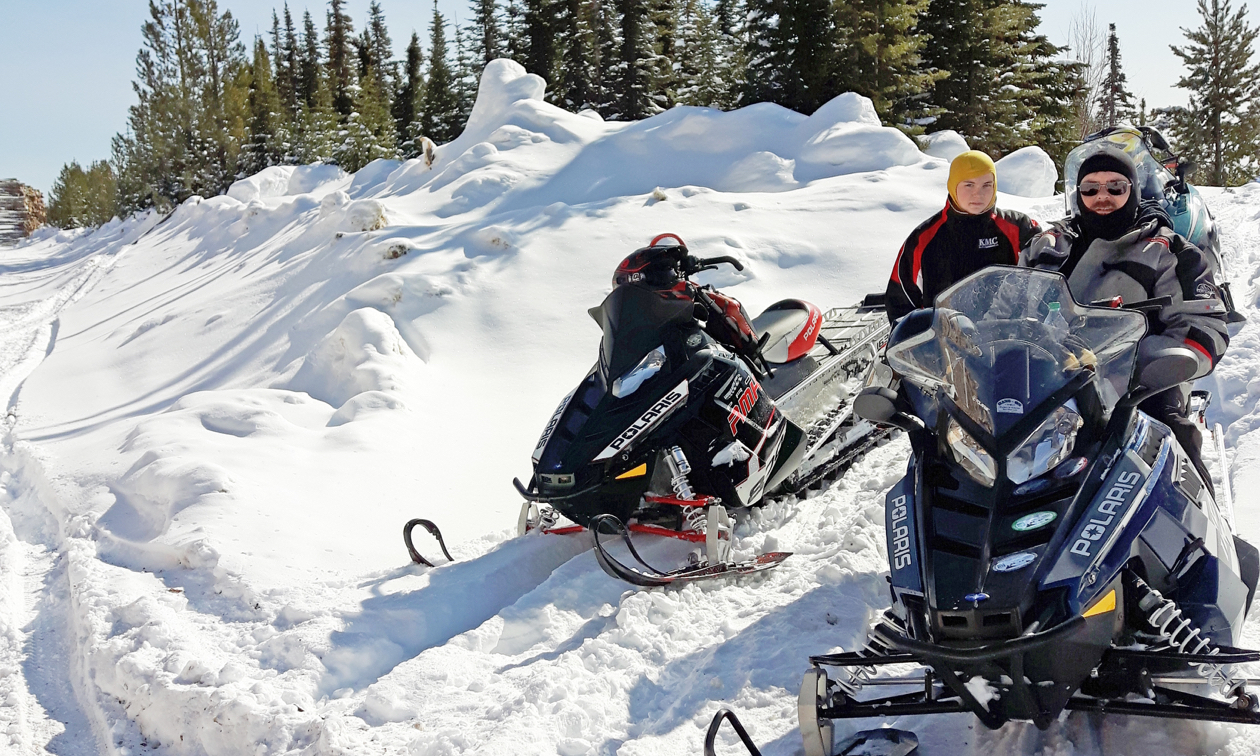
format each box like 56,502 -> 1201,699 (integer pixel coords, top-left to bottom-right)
1079,179 -> 1131,197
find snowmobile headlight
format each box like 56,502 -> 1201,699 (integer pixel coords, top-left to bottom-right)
1007,400 -> 1083,485
947,418 -> 997,488
612,346 -> 667,398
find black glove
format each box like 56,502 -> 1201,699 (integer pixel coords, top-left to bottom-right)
1137,198 -> 1174,231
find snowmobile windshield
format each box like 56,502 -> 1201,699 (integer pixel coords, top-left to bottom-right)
887,267 -> 1146,435
1064,130 -> 1176,215
596,285 -> 695,384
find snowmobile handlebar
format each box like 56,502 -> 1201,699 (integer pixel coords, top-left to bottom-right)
683,255 -> 745,276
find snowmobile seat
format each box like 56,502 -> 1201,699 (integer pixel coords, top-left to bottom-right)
752,299 -> 823,364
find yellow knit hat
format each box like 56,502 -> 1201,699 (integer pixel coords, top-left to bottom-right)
947,150 -> 997,212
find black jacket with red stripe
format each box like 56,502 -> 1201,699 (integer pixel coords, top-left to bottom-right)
885,202 -> 1040,323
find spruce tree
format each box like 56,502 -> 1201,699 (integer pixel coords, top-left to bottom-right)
1167,0 -> 1260,185
648,0 -> 677,108
555,0 -> 597,109
614,0 -> 658,119
1096,23 -> 1137,127
743,0 -> 837,114
395,32 -> 426,154
470,0 -> 503,65
591,0 -> 622,114
280,5 -> 300,114
503,0 -> 530,62
453,24 -> 480,122
524,0 -> 559,82
337,63 -> 400,171
325,0 -> 357,117
832,0 -> 944,131
299,10 -> 321,107
295,72 -> 341,163
674,0 -> 726,107
364,2 -> 397,88
420,4 -> 462,142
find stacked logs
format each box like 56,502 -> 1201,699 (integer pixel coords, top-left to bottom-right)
0,180 -> 46,244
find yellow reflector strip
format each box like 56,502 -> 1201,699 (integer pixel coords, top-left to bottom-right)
1083,589 -> 1117,618
615,463 -> 648,480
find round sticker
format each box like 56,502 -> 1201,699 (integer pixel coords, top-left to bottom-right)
964,592 -> 990,603
1054,457 -> 1089,479
1012,511 -> 1057,532
1013,478 -> 1052,496
993,551 -> 1038,573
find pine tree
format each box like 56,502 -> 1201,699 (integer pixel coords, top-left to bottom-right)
743,0 -> 837,114
503,0 -> 530,62
1096,23 -> 1137,127
614,0 -> 659,118
241,37 -> 286,176
832,0 -> 944,131
337,63 -> 400,171
1166,0 -> 1260,185
470,0 -> 503,65
364,2 -> 397,88
395,32 -> 426,154
274,5 -> 300,117
325,0 -> 357,117
298,10 -> 321,107
48,161 -> 120,228
420,3 -> 462,142
295,72 -> 340,163
647,0 -> 677,108
453,24 -> 480,122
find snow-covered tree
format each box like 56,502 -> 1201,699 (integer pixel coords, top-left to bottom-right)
743,0 -> 837,114
614,0 -> 660,118
298,10 -> 322,108
241,37 -> 287,175
469,0 -> 503,65
395,32 -> 426,155
420,4 -> 462,143
554,0 -> 597,109
673,0 -> 727,107
48,161 -> 120,228
325,0 -> 357,117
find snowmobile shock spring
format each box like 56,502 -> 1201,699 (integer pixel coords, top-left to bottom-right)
665,446 -> 696,500
834,615 -> 898,698
1133,576 -> 1246,698
682,505 -> 708,534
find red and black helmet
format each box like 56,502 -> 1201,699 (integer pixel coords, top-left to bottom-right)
613,233 -> 689,288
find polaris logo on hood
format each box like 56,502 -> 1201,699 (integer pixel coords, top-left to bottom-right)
1070,470 -> 1142,557
594,381 -> 689,461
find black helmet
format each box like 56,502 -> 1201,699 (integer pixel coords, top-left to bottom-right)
613,233 -> 689,288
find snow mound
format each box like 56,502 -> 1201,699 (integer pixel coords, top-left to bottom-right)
288,308 -> 423,410
919,130 -> 970,161
227,164 -> 347,202
996,146 -> 1058,197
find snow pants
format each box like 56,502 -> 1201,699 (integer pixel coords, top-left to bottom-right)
1139,385 -> 1213,499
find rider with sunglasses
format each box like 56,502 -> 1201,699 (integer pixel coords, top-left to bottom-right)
1022,145 -> 1229,491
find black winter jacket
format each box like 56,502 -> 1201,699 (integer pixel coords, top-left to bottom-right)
885,201 -> 1041,323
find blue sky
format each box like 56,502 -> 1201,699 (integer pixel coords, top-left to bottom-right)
0,0 -> 1209,196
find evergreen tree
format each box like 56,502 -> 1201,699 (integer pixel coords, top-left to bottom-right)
420,4 -> 462,142
470,0 -> 503,65
364,2 -> 397,88
648,0 -> 678,107
241,37 -> 286,176
272,5 -> 300,117
591,0 -> 622,113
674,0 -> 727,107
48,161 -> 120,228
453,24 -> 480,121
298,10 -> 321,107
832,0 -> 944,131
555,0 -> 597,109
1166,0 -> 1260,185
503,0 -> 530,62
337,63 -> 400,171
1096,23 -> 1137,127
613,0 -> 659,118
524,0 -> 559,82
295,74 -> 341,163
395,32 -> 426,154
325,0 -> 357,117
743,0 -> 837,114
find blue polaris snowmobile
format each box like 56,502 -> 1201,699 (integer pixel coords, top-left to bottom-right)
784,267 -> 1260,755
1065,125 -> 1244,324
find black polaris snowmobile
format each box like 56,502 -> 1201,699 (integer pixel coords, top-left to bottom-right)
509,234 -> 891,586
791,266 -> 1260,755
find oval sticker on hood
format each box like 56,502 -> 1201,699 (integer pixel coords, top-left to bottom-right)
1012,512 -> 1057,532
993,551 -> 1038,573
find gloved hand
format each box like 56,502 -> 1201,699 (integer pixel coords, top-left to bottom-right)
1137,199 -> 1174,231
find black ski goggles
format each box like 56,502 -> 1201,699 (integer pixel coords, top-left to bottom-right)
1078,179 -> 1131,197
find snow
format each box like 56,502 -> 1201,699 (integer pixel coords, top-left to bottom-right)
996,146 -> 1059,197
919,130 -> 970,161
0,58 -> 1258,755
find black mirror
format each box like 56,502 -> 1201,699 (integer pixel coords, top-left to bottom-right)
1178,159 -> 1197,181
1139,346 -> 1199,393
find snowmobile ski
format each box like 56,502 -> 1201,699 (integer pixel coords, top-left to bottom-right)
403,518 -> 454,567
589,513 -> 789,587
